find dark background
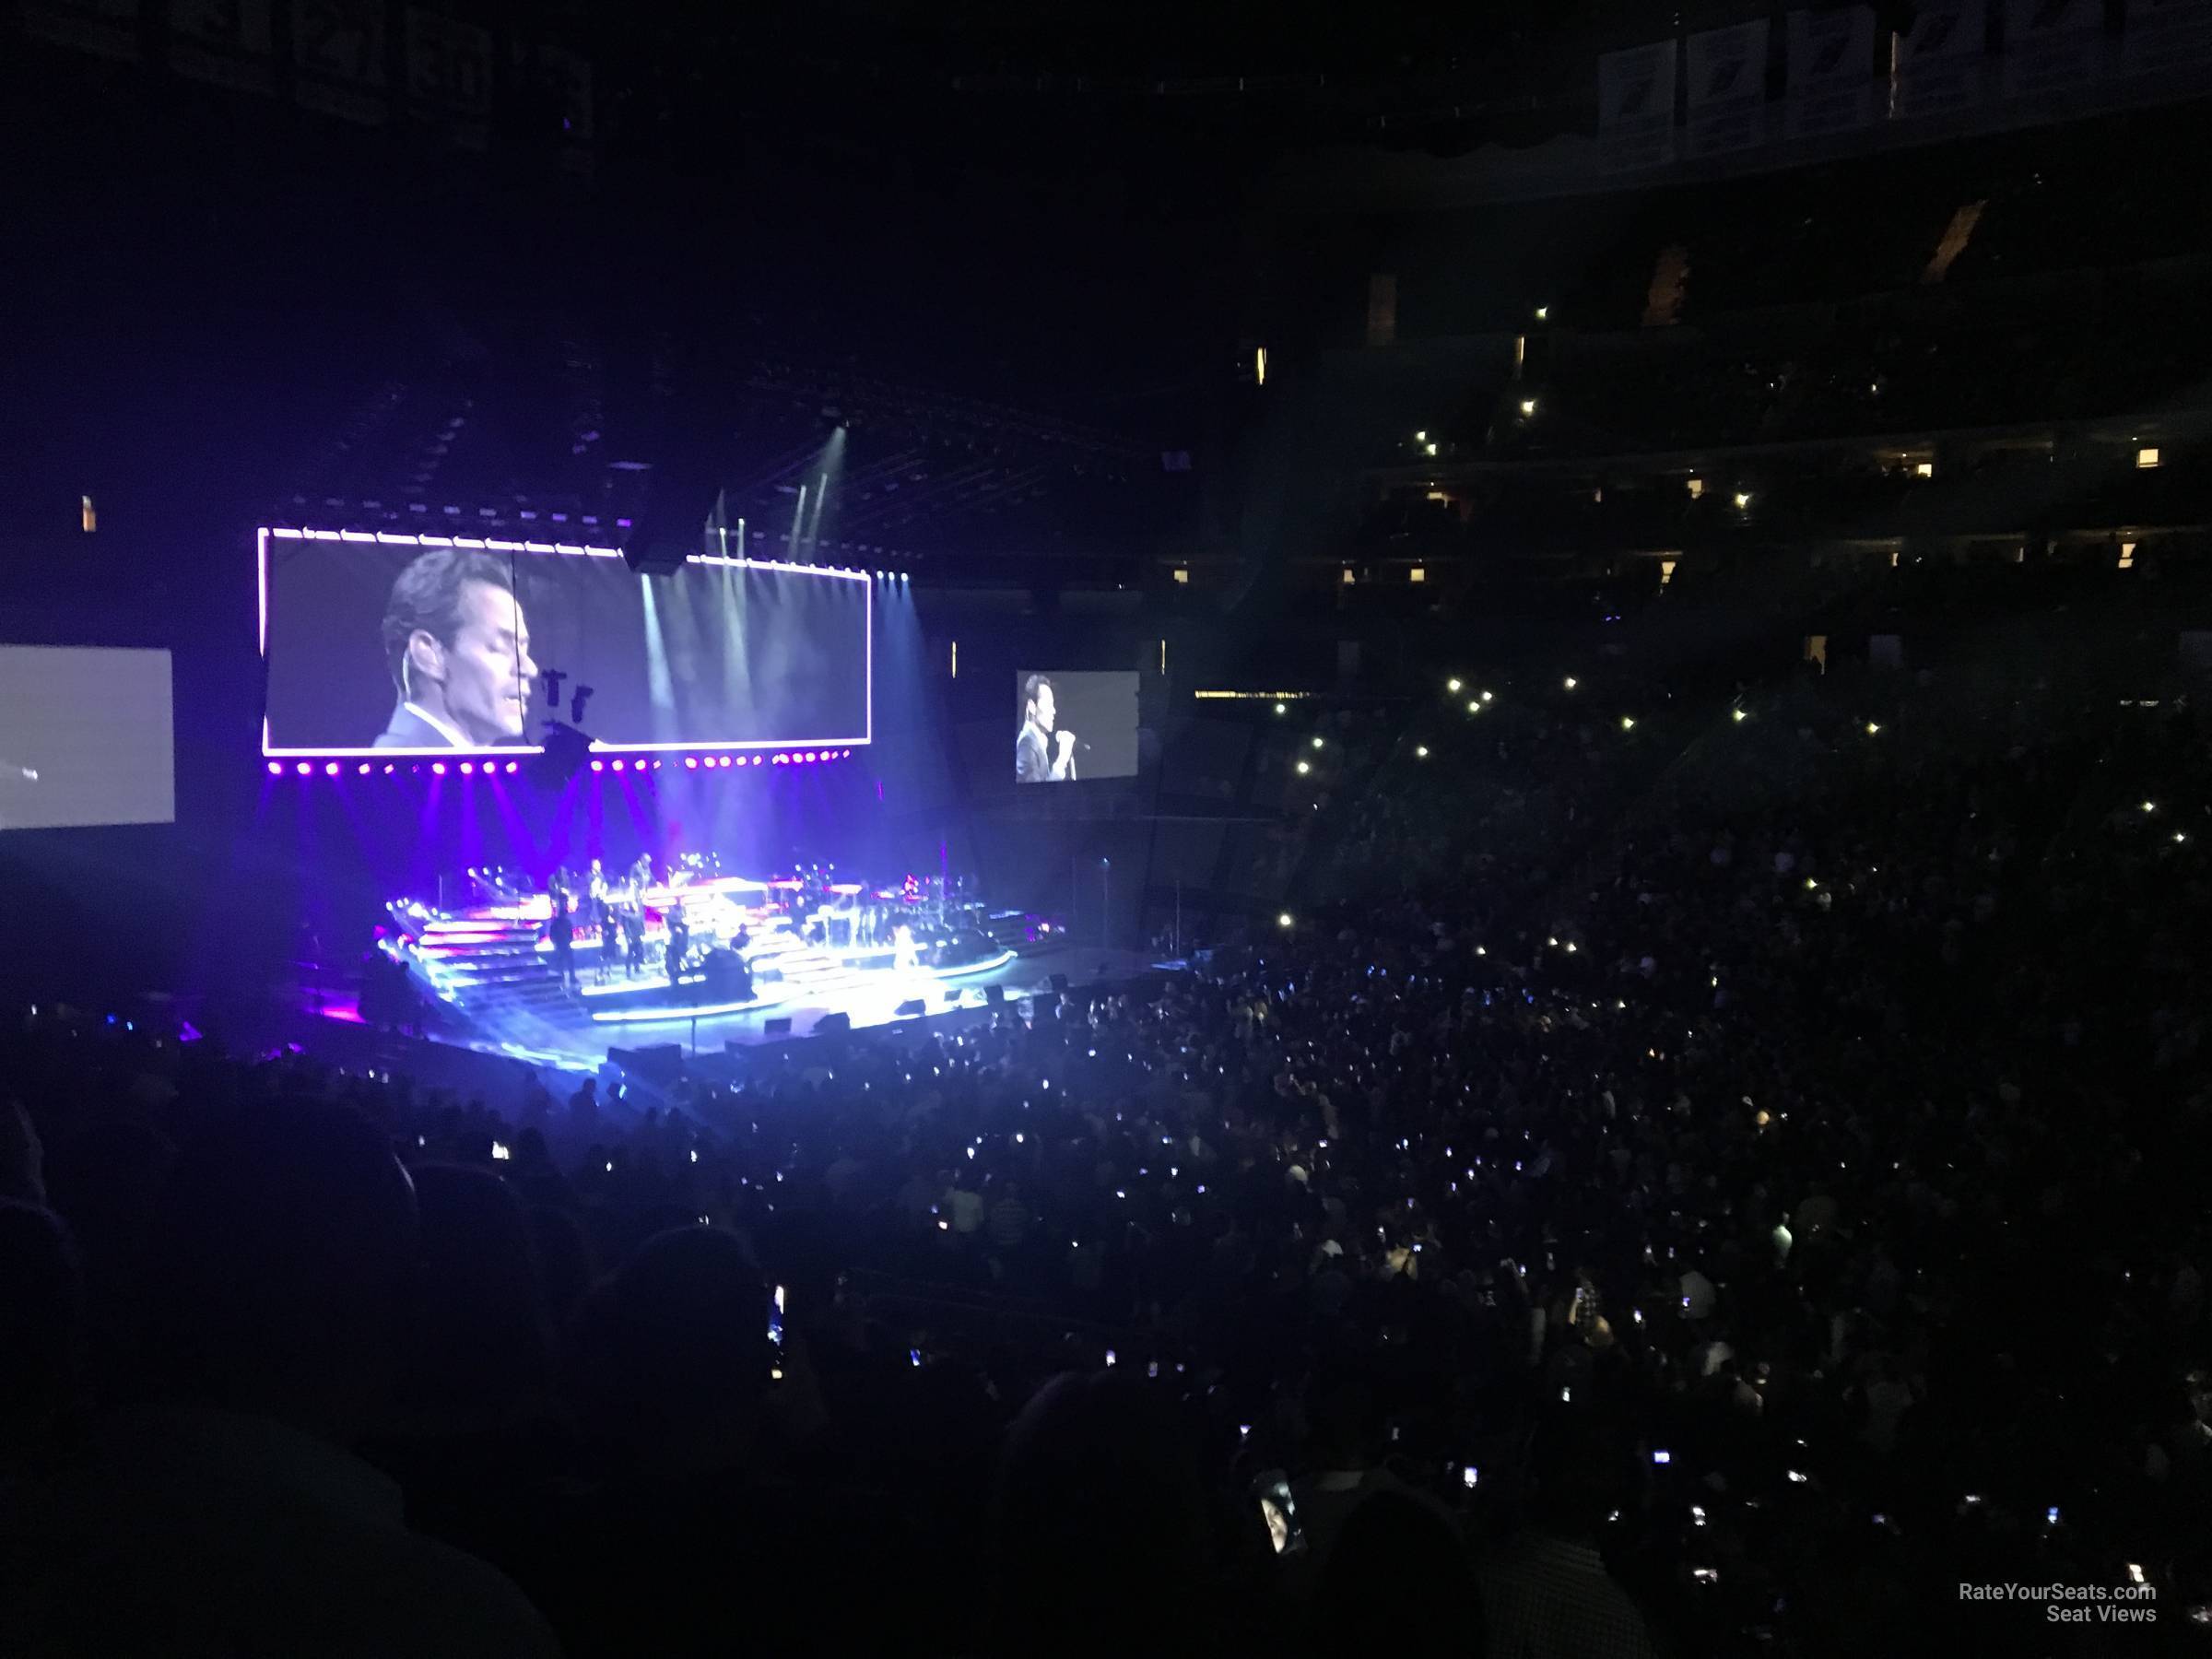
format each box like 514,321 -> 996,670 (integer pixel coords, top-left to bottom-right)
264,539 -> 872,750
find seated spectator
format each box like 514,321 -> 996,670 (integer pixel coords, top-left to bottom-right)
1479,1429 -> 1660,1659
0,1098 -> 557,1657
0,1200 -> 83,1472
990,1371 -> 1227,1657
1312,1492 -> 1482,1657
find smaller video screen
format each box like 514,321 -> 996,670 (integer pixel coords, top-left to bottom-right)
1014,671 -> 1139,782
0,646 -> 176,830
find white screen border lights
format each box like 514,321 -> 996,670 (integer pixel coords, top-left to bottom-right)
258,527 -> 873,758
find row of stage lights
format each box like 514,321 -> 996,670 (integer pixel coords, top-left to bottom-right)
268,748 -> 856,779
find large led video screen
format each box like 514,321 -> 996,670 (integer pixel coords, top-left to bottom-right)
1014,671 -> 1140,782
260,531 -> 871,755
0,647 -> 175,830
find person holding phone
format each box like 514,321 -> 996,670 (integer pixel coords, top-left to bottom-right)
1016,674 -> 1077,782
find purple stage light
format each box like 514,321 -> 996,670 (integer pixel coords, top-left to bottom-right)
266,760 -> 283,776
358,762 -> 371,775
590,759 -> 604,771
505,760 -> 519,773
612,758 -> 626,771
296,762 -> 312,775
324,761 -> 340,776
459,761 -> 474,775
752,755 -> 764,766
383,763 -> 395,774
652,759 -> 663,771
430,761 -> 447,776
684,756 -> 698,770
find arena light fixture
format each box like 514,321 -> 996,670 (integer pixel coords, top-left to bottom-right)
1564,677 -> 1578,689
1447,677 -> 1463,693
1277,912 -> 1293,929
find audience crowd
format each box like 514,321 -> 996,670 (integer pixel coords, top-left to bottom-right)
3,659 -> 2208,1657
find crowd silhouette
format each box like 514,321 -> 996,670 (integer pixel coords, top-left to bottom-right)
2,660 -> 2207,1656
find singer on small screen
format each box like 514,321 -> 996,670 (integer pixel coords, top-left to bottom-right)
1016,673 -> 1077,782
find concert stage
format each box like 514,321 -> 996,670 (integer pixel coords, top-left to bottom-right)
346,877 -> 1164,1073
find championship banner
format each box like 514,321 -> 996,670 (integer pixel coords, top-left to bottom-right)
1686,19 -> 1770,158
21,0 -> 142,62
292,0 -> 389,125
1892,2 -> 1985,121
406,6 -> 493,151
2122,0 -> 2212,76
1784,6 -> 1877,138
2004,0 -> 2108,100
167,0 -> 274,96
1597,39 -> 1679,173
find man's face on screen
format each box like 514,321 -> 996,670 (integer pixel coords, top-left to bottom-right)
1032,682 -> 1055,733
441,579 -> 535,744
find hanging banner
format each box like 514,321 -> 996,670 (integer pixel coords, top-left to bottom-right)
1597,39 -> 1679,173
1892,2 -> 1985,121
1784,6 -> 1877,137
406,6 -> 493,151
2004,0 -> 2108,98
2122,0 -> 2212,76
293,0 -> 389,125
21,0 -> 142,62
1686,19 -> 1770,157
167,0 -> 274,95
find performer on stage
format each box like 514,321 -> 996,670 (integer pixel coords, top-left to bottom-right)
892,922 -> 922,976
598,904 -> 622,984
622,904 -> 646,977
665,903 -> 690,979
545,895 -> 578,989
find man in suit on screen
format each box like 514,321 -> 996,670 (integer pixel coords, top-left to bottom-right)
1016,673 -> 1077,782
373,549 -> 537,748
